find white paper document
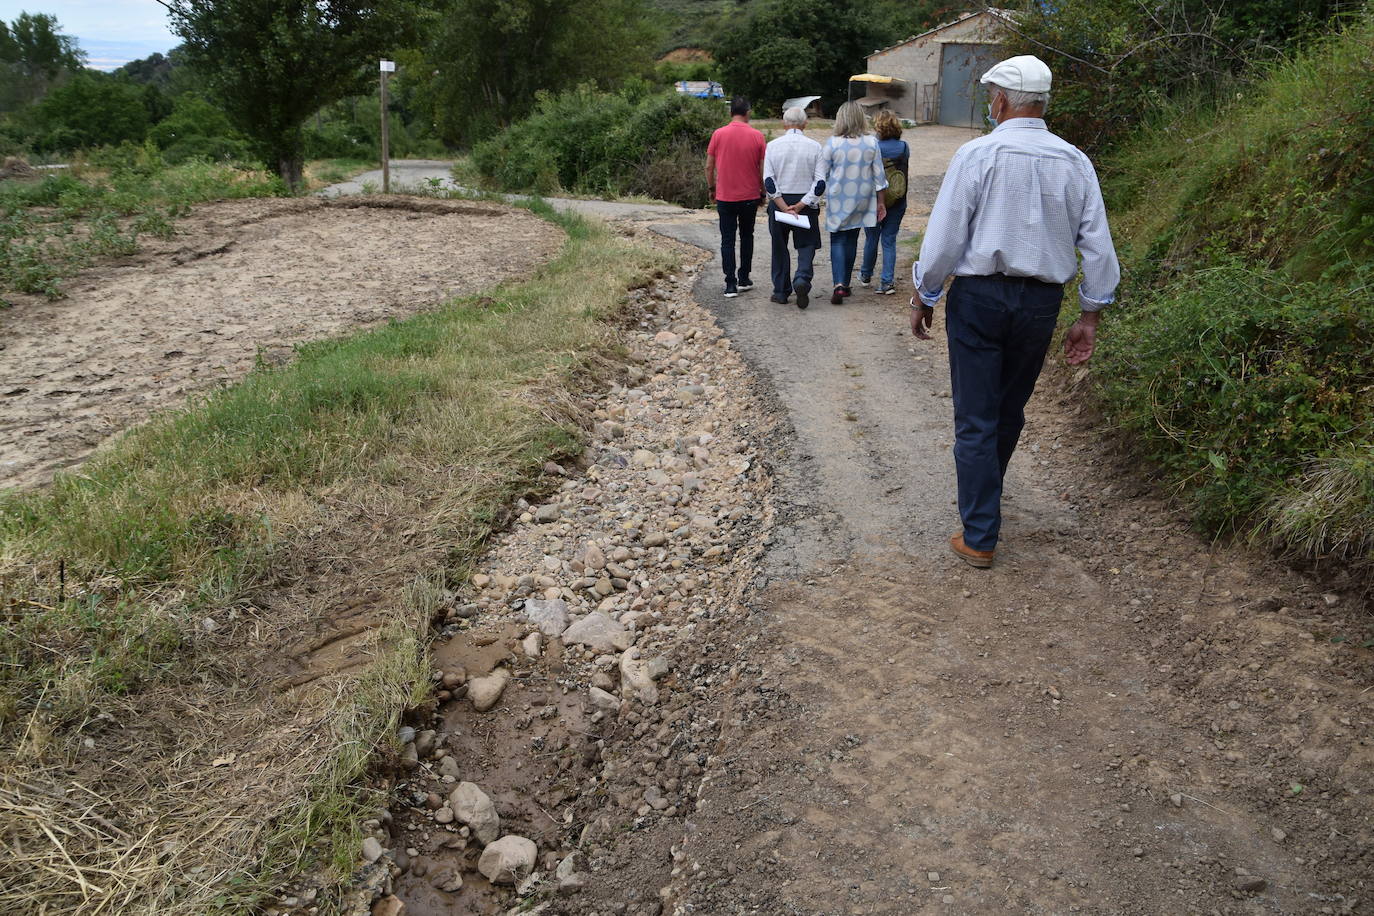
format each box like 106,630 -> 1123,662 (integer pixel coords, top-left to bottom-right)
774,210 -> 811,229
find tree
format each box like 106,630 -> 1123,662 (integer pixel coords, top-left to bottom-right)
998,0 -> 1357,149
712,0 -> 882,115
0,13 -> 85,112
424,0 -> 658,146
162,0 -> 425,189
863,0 -> 961,46
23,73 -> 150,151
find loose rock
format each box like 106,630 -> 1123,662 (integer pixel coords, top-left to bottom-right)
562,612 -> 631,653
478,835 -> 538,885
450,782 -> 501,845
467,668 -> 510,712
523,599 -> 570,637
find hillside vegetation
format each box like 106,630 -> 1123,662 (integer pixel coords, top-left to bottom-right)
1097,10 -> 1374,571
471,87 -> 722,206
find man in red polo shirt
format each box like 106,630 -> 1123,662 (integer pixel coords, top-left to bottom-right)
706,96 -> 767,298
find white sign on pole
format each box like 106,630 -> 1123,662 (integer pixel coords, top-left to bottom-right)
380,59 -> 396,72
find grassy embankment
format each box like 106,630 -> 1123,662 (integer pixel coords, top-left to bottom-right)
1095,11 -> 1373,572
0,151 -> 374,301
0,196 -> 672,912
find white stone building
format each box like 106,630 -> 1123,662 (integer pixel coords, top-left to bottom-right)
863,9 -> 1012,126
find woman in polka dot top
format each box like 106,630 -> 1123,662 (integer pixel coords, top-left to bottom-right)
820,101 -> 888,304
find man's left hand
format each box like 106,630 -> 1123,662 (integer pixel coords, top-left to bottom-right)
909,300 -> 934,339
1064,312 -> 1100,365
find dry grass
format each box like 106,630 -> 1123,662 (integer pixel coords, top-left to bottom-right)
1264,445 -> 1374,566
0,199 -> 674,914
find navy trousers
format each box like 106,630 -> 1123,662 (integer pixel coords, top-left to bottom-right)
946,274 -> 1064,551
716,199 -> 758,285
767,193 -> 819,298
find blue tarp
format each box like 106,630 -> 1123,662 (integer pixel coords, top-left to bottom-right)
675,80 -> 724,99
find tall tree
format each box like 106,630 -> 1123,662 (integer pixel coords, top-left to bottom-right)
0,13 -> 85,111
162,0 -> 424,189
712,0 -> 881,114
425,0 -> 658,146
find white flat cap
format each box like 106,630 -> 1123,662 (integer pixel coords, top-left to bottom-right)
980,55 -> 1053,93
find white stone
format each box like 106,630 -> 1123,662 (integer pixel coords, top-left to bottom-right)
620,653 -> 654,691
449,782 -> 500,845
561,612 -> 631,653
588,686 -> 619,710
478,835 -> 538,885
467,668 -> 509,712
523,598 -> 570,637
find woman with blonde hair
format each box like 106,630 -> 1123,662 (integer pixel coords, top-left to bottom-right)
819,101 -> 887,304
859,109 -> 910,295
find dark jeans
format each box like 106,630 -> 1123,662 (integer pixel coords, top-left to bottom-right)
767,194 -> 820,298
946,274 -> 1064,551
829,227 -> 861,288
860,197 -> 908,286
717,199 -> 759,284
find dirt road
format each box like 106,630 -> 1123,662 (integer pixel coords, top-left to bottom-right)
342,126 -> 1370,916
572,129 -> 1373,914
522,132 -> 1363,911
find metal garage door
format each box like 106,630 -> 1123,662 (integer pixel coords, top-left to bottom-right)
938,43 -> 1003,128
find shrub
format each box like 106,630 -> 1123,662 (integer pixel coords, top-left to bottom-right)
21,73 -> 151,152
1098,265 -> 1373,535
148,93 -> 253,164
1096,11 -> 1374,569
471,86 -> 721,206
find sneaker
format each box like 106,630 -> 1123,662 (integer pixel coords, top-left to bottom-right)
859,275 -> 872,287
736,279 -> 754,291
769,294 -> 788,304
878,283 -> 896,295
839,284 -> 852,297
830,286 -> 845,305
794,280 -> 810,310
724,282 -> 738,298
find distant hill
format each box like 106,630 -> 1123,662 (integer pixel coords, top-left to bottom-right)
649,0 -> 744,53
648,0 -> 960,56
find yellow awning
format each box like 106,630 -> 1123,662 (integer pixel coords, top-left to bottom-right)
849,73 -> 897,83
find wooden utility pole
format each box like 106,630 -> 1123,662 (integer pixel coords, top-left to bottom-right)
380,59 -> 395,193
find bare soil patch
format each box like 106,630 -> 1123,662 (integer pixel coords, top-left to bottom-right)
0,197 -> 563,490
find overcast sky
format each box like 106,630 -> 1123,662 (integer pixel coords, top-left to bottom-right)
0,1 -> 178,69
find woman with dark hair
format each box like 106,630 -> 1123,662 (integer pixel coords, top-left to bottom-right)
859,110 -> 909,295
819,101 -> 887,305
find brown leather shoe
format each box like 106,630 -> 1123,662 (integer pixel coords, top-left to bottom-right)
950,532 -> 994,568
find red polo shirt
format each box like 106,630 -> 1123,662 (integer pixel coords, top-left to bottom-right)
708,120 -> 766,203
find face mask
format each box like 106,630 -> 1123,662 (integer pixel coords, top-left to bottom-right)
985,103 -> 997,128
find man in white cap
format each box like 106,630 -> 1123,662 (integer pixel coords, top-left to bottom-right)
910,54 -> 1120,568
